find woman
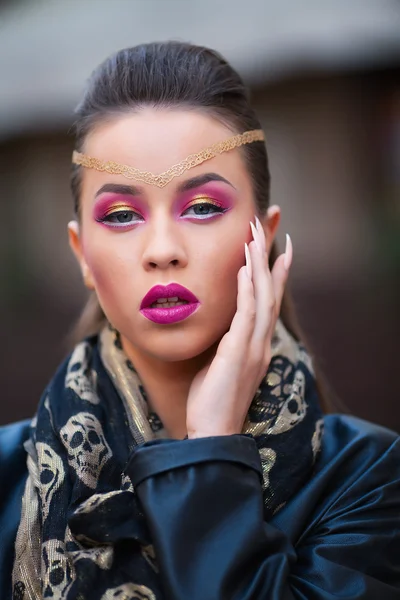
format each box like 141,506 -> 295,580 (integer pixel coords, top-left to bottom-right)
1,42 -> 399,599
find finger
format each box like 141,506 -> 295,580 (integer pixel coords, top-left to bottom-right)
220,262 -> 255,359
234,263 -> 255,337
284,233 -> 293,270
255,215 -> 267,255
249,224 -> 274,344
244,243 -> 252,279
271,234 -> 292,314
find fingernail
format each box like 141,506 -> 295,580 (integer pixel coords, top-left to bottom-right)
244,243 -> 252,278
250,221 -> 262,253
255,215 -> 266,252
284,233 -> 293,270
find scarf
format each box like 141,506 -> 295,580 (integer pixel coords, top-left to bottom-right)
12,319 -> 324,600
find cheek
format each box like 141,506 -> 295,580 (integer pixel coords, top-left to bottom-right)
208,243 -> 243,285
80,194 -> 133,279
194,225 -> 247,301
81,228 -> 137,297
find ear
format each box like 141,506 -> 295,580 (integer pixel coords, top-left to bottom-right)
260,205 -> 281,254
67,221 -> 95,290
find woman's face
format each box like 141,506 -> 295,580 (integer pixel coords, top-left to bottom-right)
69,108 -> 280,362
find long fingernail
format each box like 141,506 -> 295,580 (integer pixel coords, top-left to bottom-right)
255,215 -> 266,252
250,221 -> 262,253
244,243 -> 252,278
284,233 -> 293,270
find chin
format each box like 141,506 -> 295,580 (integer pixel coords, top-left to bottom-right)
110,303 -> 234,363
145,330 -> 220,362
120,320 -> 223,363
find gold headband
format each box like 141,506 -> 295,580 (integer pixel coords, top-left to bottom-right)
72,129 -> 265,188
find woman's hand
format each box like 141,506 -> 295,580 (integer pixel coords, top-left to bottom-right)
186,216 -> 293,439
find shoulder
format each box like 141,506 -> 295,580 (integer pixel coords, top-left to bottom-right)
0,418 -> 30,506
314,413 -> 399,504
320,413 -> 400,502
319,413 -> 399,474
273,414 -> 400,538
323,412 -> 398,446
0,420 -> 30,599
0,419 -> 31,458
0,419 -> 30,486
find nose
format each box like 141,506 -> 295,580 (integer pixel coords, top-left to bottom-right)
82,441 -> 92,453
141,219 -> 188,271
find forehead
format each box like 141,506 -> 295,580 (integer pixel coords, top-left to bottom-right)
83,108 -> 250,187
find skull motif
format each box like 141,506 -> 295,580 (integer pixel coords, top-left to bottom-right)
36,442 -> 65,522
101,583 -> 156,600
41,539 -> 75,599
60,412 -> 112,489
267,369 -> 307,435
245,357 -> 307,436
65,342 -> 100,404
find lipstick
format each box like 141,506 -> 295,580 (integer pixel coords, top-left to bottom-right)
140,283 -> 200,324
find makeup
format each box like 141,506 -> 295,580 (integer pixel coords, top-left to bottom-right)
93,182 -> 235,229
176,183 -> 234,221
140,283 -> 200,324
93,194 -> 147,229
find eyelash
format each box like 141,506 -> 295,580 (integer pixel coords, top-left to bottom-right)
97,209 -> 143,228
181,200 -> 227,220
97,200 -> 228,228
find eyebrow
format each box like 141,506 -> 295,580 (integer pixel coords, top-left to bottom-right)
177,172 -> 236,192
94,183 -> 142,198
94,172 -> 235,198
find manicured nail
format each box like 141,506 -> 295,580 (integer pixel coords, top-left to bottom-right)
255,215 -> 266,252
244,243 -> 252,278
250,221 -> 262,253
284,233 -> 293,270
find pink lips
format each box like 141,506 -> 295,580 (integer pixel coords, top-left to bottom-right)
140,283 -> 200,324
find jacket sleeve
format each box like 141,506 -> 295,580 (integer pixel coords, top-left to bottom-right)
126,433 -> 400,600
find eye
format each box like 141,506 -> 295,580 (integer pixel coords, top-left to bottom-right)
181,201 -> 227,220
70,431 -> 84,449
40,469 -> 54,485
49,566 -> 65,586
88,430 -> 100,445
96,208 -> 143,228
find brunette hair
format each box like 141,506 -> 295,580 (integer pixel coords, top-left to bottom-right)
70,41 -> 337,412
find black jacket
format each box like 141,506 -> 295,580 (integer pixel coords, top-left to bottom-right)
1,414 -> 399,599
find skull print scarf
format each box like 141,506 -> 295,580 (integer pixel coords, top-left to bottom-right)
12,319 -> 324,599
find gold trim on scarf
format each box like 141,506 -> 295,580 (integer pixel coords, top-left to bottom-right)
99,325 -> 154,444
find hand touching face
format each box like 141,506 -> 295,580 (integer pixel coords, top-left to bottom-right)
186,219 -> 292,438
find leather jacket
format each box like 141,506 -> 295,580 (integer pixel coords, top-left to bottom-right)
1,414 -> 399,599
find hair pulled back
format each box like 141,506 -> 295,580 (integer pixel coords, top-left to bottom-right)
71,41 -> 269,216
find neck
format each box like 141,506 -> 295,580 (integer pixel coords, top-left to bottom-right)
120,336 -> 218,439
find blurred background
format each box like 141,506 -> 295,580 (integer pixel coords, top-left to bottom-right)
0,0 -> 399,429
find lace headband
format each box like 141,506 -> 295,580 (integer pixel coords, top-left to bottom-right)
72,129 -> 265,188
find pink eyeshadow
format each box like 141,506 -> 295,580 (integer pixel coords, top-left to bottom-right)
93,194 -> 148,221
93,183 -> 236,222
174,183 -> 236,217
